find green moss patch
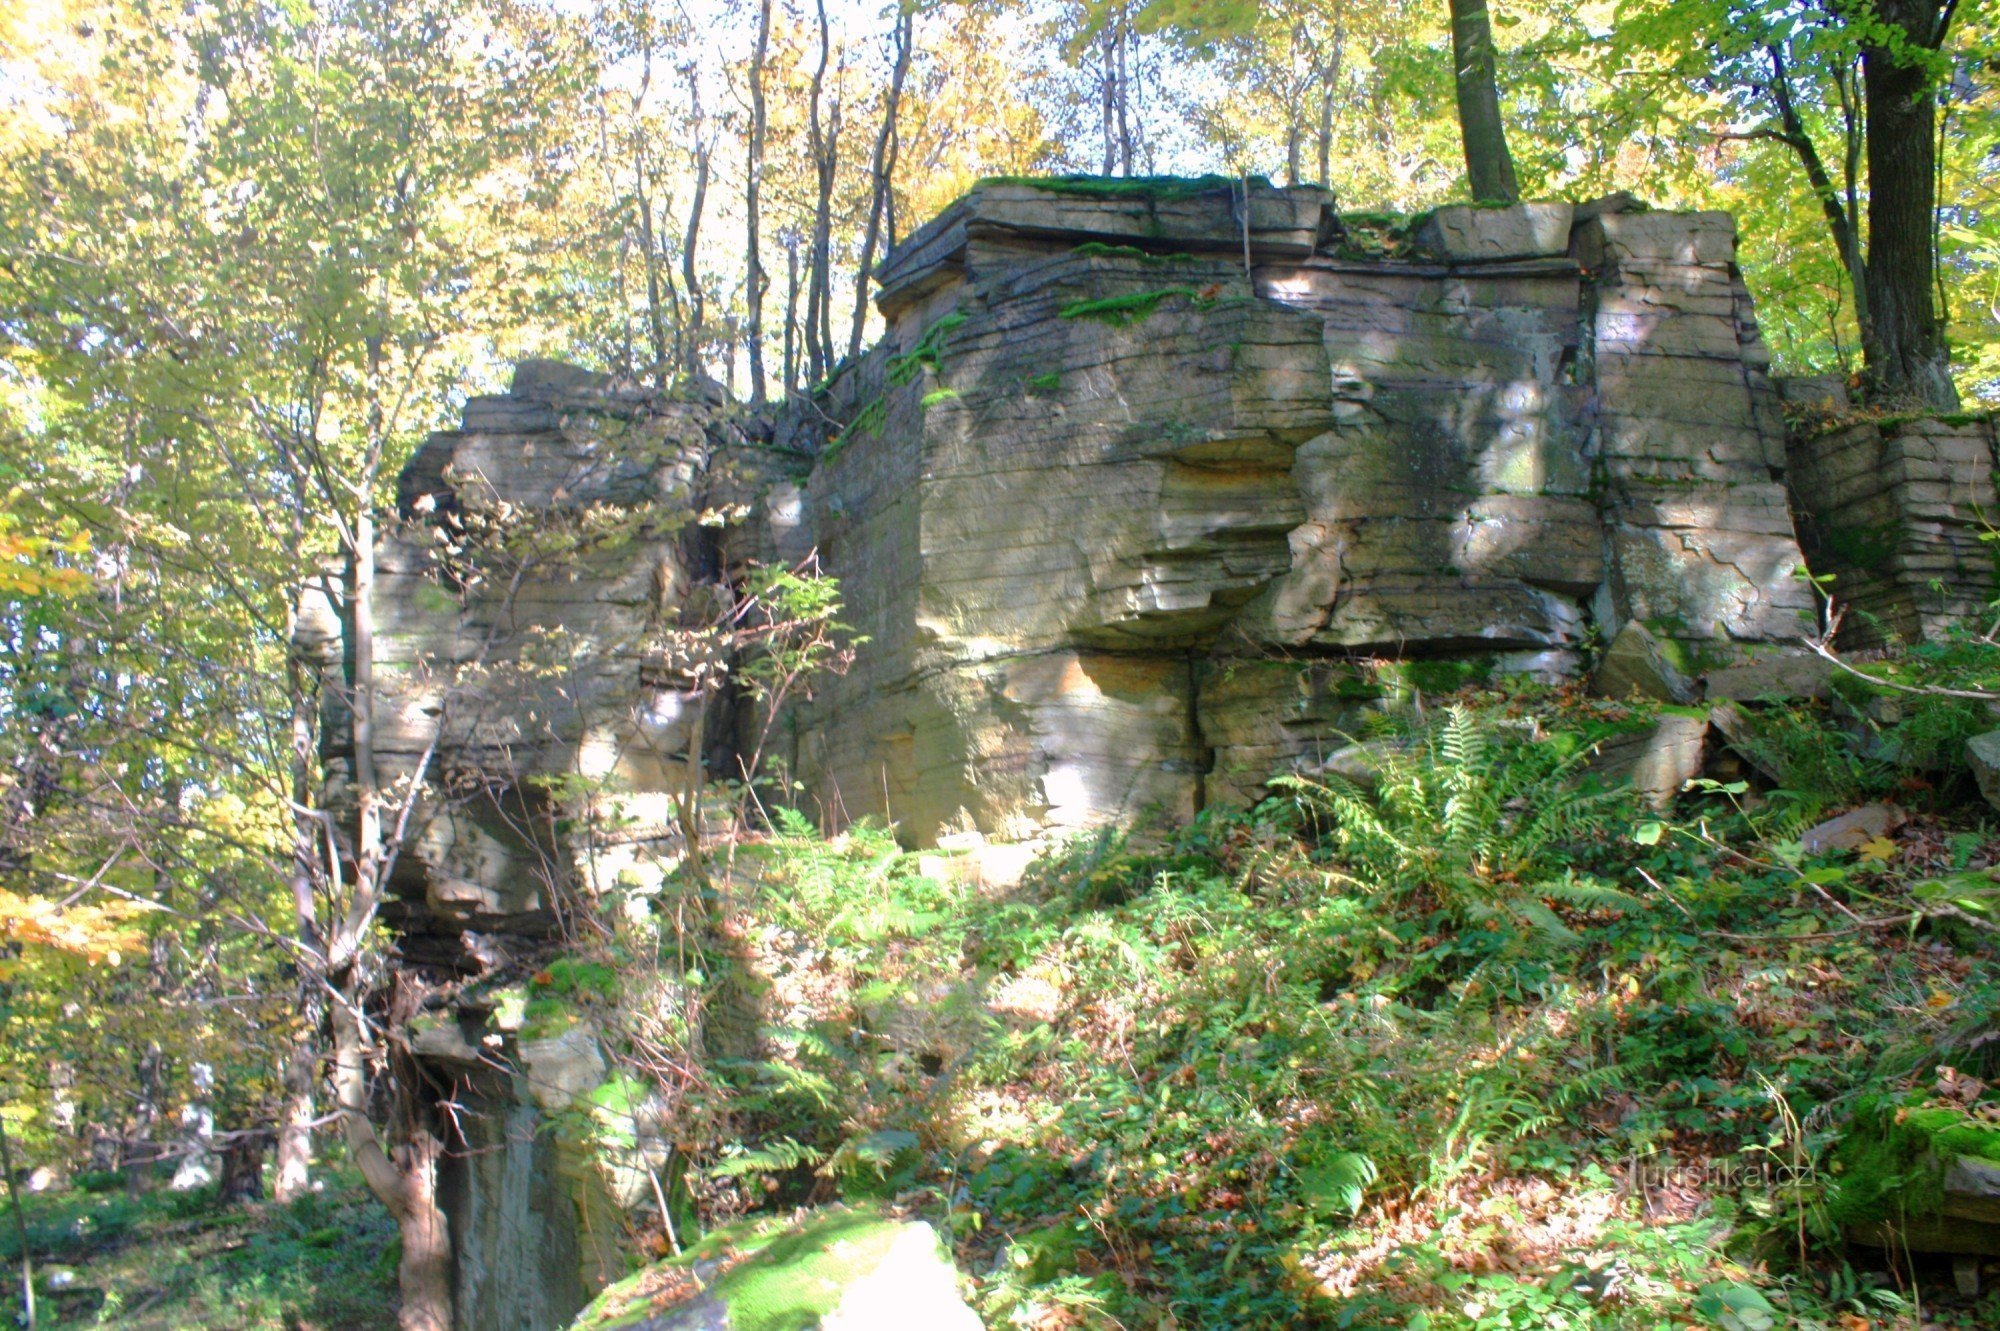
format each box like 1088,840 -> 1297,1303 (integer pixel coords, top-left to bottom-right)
887,312 -> 967,388
571,1206 -> 906,1331
1829,1096 -> 2000,1225
1058,288 -> 1200,328
1069,241 -> 1200,265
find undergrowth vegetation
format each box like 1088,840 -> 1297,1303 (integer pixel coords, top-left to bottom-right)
0,1169 -> 394,1328
542,647 -> 2000,1328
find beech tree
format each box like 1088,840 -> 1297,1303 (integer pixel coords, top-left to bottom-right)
1614,0 -> 1974,406
1448,0 -> 1520,201
1860,0 -> 1961,407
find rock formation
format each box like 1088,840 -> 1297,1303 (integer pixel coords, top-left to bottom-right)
1782,390 -> 2000,647
305,176 -> 1999,1330
782,182 -> 1814,838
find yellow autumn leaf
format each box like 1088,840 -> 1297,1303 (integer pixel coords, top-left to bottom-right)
1856,836 -> 1898,864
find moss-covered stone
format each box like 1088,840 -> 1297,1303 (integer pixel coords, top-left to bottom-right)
568,1206 -> 976,1331
1830,1095 -> 2000,1226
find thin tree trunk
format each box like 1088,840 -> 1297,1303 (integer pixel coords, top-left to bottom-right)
744,0 -> 773,410
1860,0 -> 1958,408
1100,26 -> 1117,174
127,1041 -> 162,1196
636,168 -> 672,386
275,635 -> 319,1204
0,1103 -> 34,1330
848,6 -> 914,359
783,236 -> 800,398
682,70 -> 711,383
806,0 -> 839,385
1766,44 -> 1870,347
1115,18 -> 1133,174
1316,9 -> 1345,187
1447,0 -> 1520,203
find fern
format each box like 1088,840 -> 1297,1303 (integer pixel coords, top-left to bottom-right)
706,1137 -> 826,1179
1276,705 -> 1640,936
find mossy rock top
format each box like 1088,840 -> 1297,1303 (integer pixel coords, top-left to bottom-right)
569,1206 -> 978,1331
1829,1093 -> 2000,1226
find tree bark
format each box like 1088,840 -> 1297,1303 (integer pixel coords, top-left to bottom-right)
744,0 -> 773,409
1100,23 -> 1117,175
275,632 -> 320,1204
1447,0 -> 1520,203
0,1103 -> 35,1330
682,69 -> 711,384
806,0 -> 839,385
217,1132 -> 268,1204
1115,18 -> 1133,174
848,6 -> 914,360
1315,8 -> 1345,187
394,1128 -> 452,1331
1860,0 -> 1958,408
338,502 -> 454,1331
1766,44 -> 1870,346
782,235 -> 800,397
273,1034 -> 316,1203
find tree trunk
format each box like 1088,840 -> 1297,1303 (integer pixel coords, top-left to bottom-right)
682,70 -> 711,384
1860,1 -> 1958,408
275,638 -> 319,1204
0,1102 -> 35,1330
1316,9 -> 1345,187
1100,25 -> 1117,175
744,0 -> 773,410
217,1132 -> 267,1204
783,236 -> 800,398
339,507 -> 455,1331
1115,18 -> 1133,175
848,7 -> 914,359
273,1035 -> 315,1202
394,1128 -> 452,1331
1766,44 -> 1870,347
127,1041 -> 163,1196
806,0 -> 839,385
1447,0 -> 1520,203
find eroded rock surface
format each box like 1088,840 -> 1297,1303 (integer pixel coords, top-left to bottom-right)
1786,407 -> 2000,647
785,182 -> 1815,841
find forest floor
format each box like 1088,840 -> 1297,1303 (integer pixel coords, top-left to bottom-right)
0,1166 -> 396,1329
649,675 -> 2000,1329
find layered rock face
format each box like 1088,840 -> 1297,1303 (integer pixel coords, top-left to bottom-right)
783,182 -> 1816,838
300,361 -> 749,957
1784,400 -> 2000,647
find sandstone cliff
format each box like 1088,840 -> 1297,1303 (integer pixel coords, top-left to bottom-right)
778,182 -> 1814,840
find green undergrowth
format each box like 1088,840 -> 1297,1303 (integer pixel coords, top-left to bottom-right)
0,1167 -> 395,1329
571,664 -> 2000,1329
